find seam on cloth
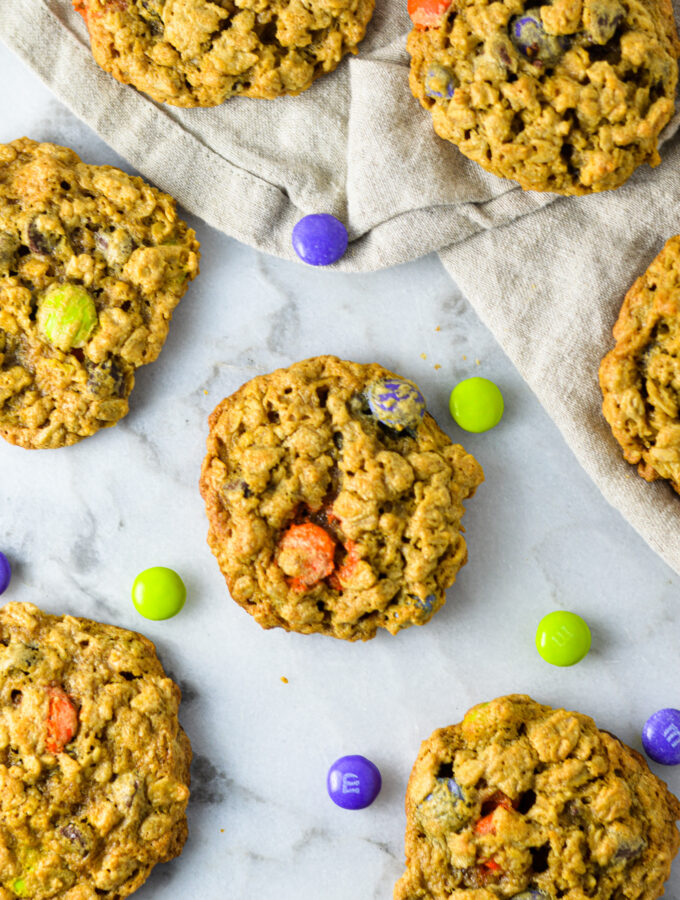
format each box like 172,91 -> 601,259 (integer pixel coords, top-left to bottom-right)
3,0 -> 672,272
0,0 -> 562,274
437,131 -> 680,576
7,2 -> 291,193
0,2 -> 308,256
436,126 -> 680,276
446,291 -> 680,576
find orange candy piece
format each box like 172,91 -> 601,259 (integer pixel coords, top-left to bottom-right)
279,523 -> 337,592
481,859 -> 501,872
407,0 -> 452,29
46,686 -> 79,754
328,540 -> 360,590
474,790 -> 514,834
72,0 -> 126,21
477,858 -> 503,883
475,813 -> 498,835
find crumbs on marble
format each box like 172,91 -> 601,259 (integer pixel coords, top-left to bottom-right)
420,353 -> 427,360
435,326 -> 441,332
434,364 -> 441,371
204,390 -> 208,395
476,359 -> 481,365
280,676 -> 289,684
462,355 -> 467,361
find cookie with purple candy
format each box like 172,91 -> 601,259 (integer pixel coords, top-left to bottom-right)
199,355 -> 483,640
407,0 -> 679,194
395,695 -> 680,900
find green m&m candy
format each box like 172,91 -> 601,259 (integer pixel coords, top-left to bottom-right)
535,610 -> 591,666
449,377 -> 504,433
37,283 -> 98,352
132,567 -> 186,620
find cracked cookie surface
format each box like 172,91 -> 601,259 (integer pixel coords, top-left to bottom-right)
0,601 -> 191,900
407,0 -> 680,194
0,138 -> 199,449
395,694 -> 680,900
73,0 -> 375,106
199,355 -> 483,641
599,236 -> 680,493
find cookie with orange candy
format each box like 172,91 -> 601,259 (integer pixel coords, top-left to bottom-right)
199,355 -> 483,641
406,0 -> 679,195
0,601 -> 191,899
395,695 -> 680,900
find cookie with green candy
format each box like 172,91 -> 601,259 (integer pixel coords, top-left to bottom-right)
0,138 -> 200,448
36,284 -> 98,353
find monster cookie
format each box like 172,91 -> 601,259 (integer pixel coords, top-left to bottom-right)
0,601 -> 191,899
599,236 -> 680,493
0,138 -> 199,449
395,694 -> 680,900
73,0 -> 375,106
407,0 -> 680,194
199,356 -> 483,640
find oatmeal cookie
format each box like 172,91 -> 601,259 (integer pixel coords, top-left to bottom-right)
0,601 -> 191,899
599,236 -> 680,493
407,0 -> 680,194
199,356 -> 483,641
0,138 -> 199,449
73,0 -> 375,106
395,694 -> 680,900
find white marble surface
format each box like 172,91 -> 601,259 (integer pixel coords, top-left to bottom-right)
0,39 -> 679,900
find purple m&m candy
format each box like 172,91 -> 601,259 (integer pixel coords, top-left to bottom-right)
327,755 -> 382,809
642,708 -> 680,765
425,63 -> 457,99
409,593 -> 436,614
292,214 -> 348,266
0,552 -> 11,595
510,9 -> 565,64
367,377 -> 426,431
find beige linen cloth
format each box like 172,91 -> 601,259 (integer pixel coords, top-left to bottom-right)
1,0 -> 680,572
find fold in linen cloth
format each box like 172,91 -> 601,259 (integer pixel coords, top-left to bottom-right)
1,0 -> 680,572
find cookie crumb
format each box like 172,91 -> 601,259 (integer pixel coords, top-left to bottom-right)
434,364 -> 442,371
420,353 -> 427,360
280,676 -> 289,684
475,359 -> 480,365
435,326 -> 441,332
